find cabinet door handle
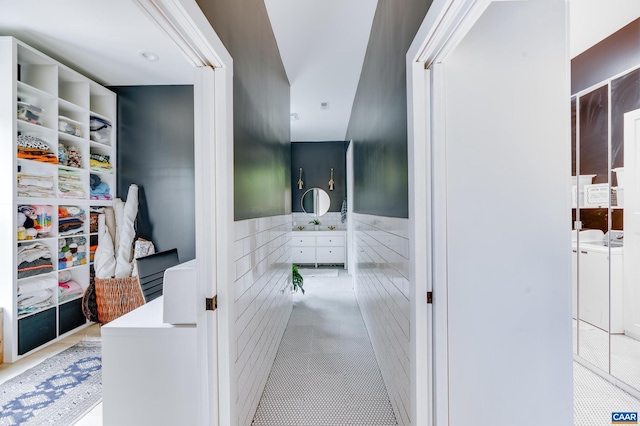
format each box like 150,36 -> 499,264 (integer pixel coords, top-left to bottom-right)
572,249 -> 577,253
581,251 -> 588,254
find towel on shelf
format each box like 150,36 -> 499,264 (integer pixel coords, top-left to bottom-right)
341,199 -> 347,224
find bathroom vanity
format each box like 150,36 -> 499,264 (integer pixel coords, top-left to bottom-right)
291,230 -> 346,268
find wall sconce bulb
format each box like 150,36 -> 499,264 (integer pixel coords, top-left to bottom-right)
298,167 -> 304,189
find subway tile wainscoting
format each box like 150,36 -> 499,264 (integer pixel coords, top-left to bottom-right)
292,212 -> 346,231
353,213 -> 411,425
233,215 -> 293,426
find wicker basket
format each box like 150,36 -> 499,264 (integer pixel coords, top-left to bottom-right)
94,277 -> 144,324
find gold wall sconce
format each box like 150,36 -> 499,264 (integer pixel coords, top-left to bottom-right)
298,168 -> 304,189
328,168 -> 334,191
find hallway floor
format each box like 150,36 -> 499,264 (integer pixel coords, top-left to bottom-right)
252,268 -> 398,425
2,268 -> 640,425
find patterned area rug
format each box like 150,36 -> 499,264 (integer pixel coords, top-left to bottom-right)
0,341 -> 101,426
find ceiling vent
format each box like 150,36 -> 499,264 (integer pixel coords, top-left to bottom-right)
320,102 -> 329,110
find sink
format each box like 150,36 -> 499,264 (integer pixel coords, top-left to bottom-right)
571,229 -> 604,243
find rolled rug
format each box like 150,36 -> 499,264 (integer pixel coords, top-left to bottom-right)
94,213 -> 116,278
115,184 -> 139,278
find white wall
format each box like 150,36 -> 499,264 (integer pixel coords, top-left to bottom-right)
233,215 -> 292,426
353,213 -> 411,425
439,1 -> 572,425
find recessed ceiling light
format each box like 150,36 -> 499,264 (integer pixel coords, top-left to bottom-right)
320,102 -> 329,110
140,51 -> 159,62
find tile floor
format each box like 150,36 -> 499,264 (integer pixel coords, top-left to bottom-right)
251,268 -> 398,425
1,269 -> 640,425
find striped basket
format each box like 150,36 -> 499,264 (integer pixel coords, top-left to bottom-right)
94,277 -> 144,324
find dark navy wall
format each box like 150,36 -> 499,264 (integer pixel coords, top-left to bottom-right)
111,85 -> 195,263
572,18 -> 640,95
197,0 -> 291,221
345,0 -> 432,218
291,142 -> 347,213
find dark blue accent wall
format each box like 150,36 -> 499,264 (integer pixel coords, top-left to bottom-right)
346,0 -> 432,218
291,141 -> 347,213
197,0 -> 291,221
111,85 -> 195,263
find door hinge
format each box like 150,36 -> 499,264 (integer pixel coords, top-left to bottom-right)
426,292 -> 433,304
206,295 -> 217,311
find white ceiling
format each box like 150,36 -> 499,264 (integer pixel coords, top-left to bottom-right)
264,0 -> 378,142
569,0 -> 640,58
1,1 -> 639,142
0,0 -> 194,86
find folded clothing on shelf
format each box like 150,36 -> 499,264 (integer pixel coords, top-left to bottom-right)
89,153 -> 112,173
18,173 -> 55,198
17,204 -> 53,240
58,205 -> 86,236
18,288 -> 54,316
18,274 -> 56,315
18,242 -> 53,278
58,169 -> 86,199
17,134 -> 57,164
89,173 -> 111,200
58,270 -> 84,303
58,236 -> 87,270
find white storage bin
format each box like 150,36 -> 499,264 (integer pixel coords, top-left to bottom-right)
89,116 -> 112,145
58,116 -> 83,137
17,101 -> 44,125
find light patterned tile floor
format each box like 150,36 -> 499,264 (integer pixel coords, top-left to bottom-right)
574,361 -> 640,426
252,268 -> 398,426
2,271 -> 640,425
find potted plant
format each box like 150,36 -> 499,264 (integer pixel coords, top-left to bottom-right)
292,264 -> 305,294
309,219 -> 320,231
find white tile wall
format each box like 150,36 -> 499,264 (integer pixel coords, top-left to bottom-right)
292,212 -> 346,231
353,213 -> 411,425
233,215 -> 293,426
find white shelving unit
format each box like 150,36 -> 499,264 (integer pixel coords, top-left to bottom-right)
0,37 -> 117,362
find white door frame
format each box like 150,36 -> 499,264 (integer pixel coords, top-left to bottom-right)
624,109 -> 640,338
346,140 -> 355,273
406,0 -> 492,425
132,1 -> 234,425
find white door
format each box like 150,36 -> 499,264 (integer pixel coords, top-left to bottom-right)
623,108 -> 640,338
429,2 -> 570,425
132,2 -> 236,424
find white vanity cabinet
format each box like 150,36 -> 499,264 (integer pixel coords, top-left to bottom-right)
291,231 -> 346,268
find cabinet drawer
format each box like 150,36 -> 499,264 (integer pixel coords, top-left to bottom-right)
316,246 -> 345,263
292,247 -> 316,263
316,236 -> 344,247
18,307 -> 56,355
291,236 -> 316,247
59,298 -> 86,335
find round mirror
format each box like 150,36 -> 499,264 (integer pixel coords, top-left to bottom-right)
301,187 -> 330,217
